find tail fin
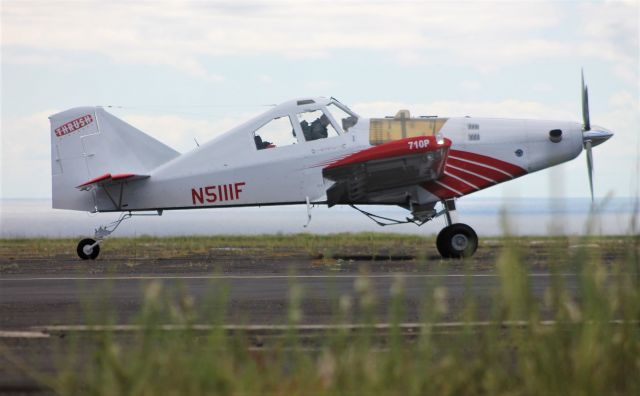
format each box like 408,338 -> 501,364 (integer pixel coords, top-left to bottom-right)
50,107 -> 179,211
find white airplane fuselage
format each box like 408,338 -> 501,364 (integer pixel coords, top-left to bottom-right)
105,118 -> 584,212
49,97 -> 609,214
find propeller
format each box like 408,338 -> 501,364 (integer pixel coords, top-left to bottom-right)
582,69 -> 590,132
581,69 -> 613,202
585,138 -> 594,200
581,69 -> 594,201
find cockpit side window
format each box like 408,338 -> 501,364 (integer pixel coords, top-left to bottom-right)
253,116 -> 297,150
326,102 -> 358,132
296,110 -> 339,142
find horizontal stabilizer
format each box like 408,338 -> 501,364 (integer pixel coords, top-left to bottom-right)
76,173 -> 149,191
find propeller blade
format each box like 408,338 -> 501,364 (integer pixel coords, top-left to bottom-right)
585,139 -> 594,202
581,69 -> 590,131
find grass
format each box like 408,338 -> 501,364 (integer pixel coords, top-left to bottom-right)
0,233 -> 633,263
1,234 -> 635,395
0,233 -> 429,258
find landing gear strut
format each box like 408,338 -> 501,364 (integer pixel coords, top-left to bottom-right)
76,212 -> 133,260
435,200 -> 478,259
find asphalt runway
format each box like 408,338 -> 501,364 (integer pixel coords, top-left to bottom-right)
1,272 -> 577,331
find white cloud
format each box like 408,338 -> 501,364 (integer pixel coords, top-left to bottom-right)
578,2 -> 639,86
1,50 -> 84,69
531,82 -> 554,93
1,110 -> 56,198
2,1 -> 636,82
459,80 -> 482,92
258,74 -> 273,84
304,80 -> 335,92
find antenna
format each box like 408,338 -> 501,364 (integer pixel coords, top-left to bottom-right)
194,137 -> 200,147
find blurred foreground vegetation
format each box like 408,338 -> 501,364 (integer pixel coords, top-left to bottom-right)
3,234 -> 634,395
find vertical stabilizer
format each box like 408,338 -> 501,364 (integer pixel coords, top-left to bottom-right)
50,107 -> 179,211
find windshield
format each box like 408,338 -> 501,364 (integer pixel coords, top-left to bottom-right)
297,110 -> 339,141
327,99 -> 359,132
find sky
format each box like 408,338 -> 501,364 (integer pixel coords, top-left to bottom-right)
1,0 -> 639,202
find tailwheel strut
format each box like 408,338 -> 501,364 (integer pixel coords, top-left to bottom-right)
76,211 -> 163,260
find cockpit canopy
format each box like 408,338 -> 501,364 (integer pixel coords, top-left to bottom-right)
252,97 -> 359,150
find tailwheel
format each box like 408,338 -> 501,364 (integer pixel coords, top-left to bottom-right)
436,223 -> 478,259
77,238 -> 100,260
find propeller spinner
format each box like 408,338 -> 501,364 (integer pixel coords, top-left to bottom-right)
581,69 -> 614,201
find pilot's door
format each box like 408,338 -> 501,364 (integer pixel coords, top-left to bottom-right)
295,109 -> 350,202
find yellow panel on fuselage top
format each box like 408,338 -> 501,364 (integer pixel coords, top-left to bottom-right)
369,112 -> 448,145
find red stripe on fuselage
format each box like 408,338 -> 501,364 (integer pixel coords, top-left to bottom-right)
445,157 -> 519,182
436,175 -> 476,195
445,166 -> 495,189
423,182 -> 460,199
423,149 -> 527,199
449,149 -> 526,177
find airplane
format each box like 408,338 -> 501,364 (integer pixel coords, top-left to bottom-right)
49,72 -> 613,260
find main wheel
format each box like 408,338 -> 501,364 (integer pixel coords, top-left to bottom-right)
436,223 -> 478,259
77,238 -> 100,260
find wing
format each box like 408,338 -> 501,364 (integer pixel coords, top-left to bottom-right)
322,136 -> 451,206
76,173 -> 149,191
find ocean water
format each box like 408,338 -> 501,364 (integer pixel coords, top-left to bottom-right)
0,198 -> 637,238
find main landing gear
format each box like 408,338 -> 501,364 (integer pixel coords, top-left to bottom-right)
76,211 -> 162,260
350,199 -> 479,259
435,200 -> 478,258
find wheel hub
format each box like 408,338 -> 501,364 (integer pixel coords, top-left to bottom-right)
451,233 -> 468,251
83,245 -> 94,255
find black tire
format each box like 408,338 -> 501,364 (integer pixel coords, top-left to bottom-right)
77,238 -> 100,260
436,223 -> 478,259
436,226 -> 452,258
